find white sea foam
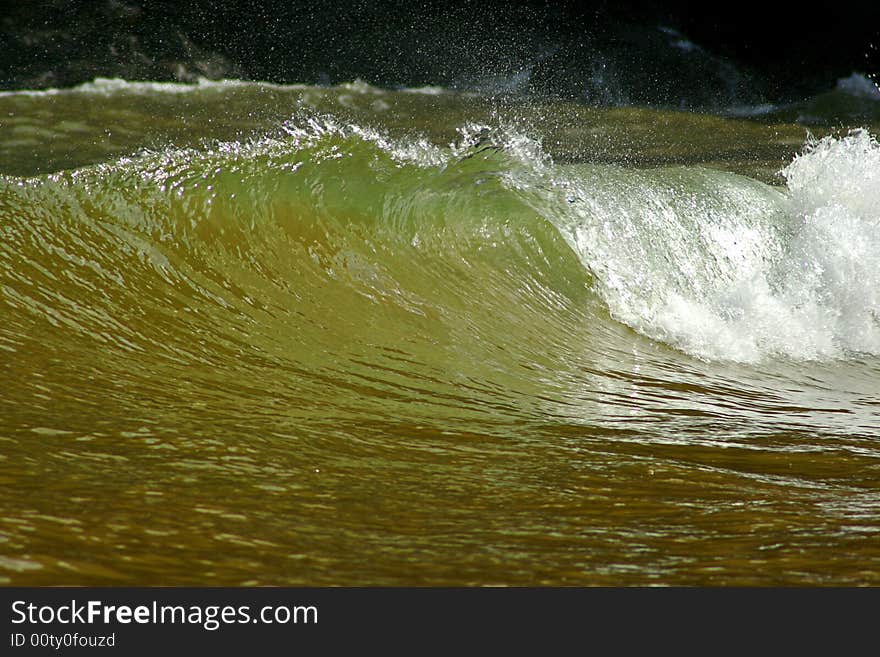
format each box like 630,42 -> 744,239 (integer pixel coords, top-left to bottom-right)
544,130 -> 880,362
0,77 -> 290,97
0,76 -> 457,98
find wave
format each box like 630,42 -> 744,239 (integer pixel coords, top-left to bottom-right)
2,119 -> 878,371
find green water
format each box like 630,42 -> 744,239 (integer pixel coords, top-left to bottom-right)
1,80 -> 879,585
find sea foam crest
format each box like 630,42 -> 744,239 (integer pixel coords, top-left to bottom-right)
776,129 -> 880,356
547,130 -> 880,362
653,130 -> 880,361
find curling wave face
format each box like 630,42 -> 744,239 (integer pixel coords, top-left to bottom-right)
5,119 -> 876,365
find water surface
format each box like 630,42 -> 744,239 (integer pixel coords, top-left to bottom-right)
1,79 -> 879,585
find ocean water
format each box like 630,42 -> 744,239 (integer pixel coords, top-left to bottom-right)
1,78 -> 879,585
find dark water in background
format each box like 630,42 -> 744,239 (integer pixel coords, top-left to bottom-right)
3,0 -> 879,106
1,76 -> 879,585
